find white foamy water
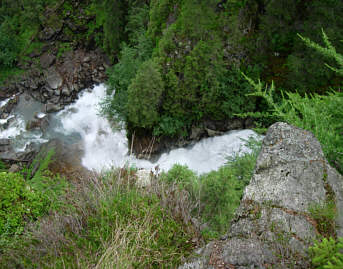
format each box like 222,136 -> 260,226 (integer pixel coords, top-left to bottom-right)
0,83 -> 260,173
57,84 -> 259,174
0,94 -> 48,149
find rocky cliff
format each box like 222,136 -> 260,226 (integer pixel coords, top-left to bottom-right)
179,122 -> 343,269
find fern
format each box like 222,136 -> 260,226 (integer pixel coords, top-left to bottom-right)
298,29 -> 343,76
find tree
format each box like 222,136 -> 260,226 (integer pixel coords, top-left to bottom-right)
127,60 -> 164,129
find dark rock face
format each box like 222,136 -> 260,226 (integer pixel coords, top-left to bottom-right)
0,139 -> 37,165
0,49 -> 108,111
179,122 -> 343,269
131,117 -> 253,158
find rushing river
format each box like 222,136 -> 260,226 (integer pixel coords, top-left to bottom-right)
0,84 -> 259,174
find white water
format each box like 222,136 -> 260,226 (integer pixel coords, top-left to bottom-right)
56,84 -> 259,173
0,93 -> 48,150
0,84 -> 260,174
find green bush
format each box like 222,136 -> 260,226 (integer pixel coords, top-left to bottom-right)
160,138 -> 261,239
160,164 -> 199,198
309,237 -> 343,269
0,23 -> 21,67
0,172 -> 48,245
199,166 -> 243,236
127,59 -> 164,129
0,149 -> 67,248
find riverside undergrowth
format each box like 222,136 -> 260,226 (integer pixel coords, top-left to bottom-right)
0,138 -> 261,268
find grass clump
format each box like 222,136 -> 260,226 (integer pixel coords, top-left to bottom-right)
309,201 -> 336,239
0,169 -> 196,268
159,138 -> 261,240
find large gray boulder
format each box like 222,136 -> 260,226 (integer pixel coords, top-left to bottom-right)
180,122 -> 343,269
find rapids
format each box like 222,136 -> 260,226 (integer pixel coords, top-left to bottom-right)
0,84 -> 259,174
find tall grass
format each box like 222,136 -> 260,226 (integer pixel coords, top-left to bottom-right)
0,169 -> 196,268
159,137 -> 262,239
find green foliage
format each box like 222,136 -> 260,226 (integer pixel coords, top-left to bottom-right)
298,29 -> 343,76
309,237 -> 343,269
0,172 -> 42,239
199,166 -> 244,236
0,23 -> 21,67
160,164 -> 198,198
199,139 -> 260,237
0,160 -> 6,171
160,138 -> 261,239
127,60 -> 164,129
285,0 -> 343,92
0,149 -> 67,248
309,201 -> 336,238
0,169 -> 194,268
0,170 -> 66,248
243,32 -> 343,173
101,3 -> 153,124
245,78 -> 343,174
148,0 -> 181,41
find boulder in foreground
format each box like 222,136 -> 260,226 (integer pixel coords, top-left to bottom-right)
179,122 -> 343,269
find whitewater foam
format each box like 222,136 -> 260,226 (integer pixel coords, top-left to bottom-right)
57,84 -> 260,174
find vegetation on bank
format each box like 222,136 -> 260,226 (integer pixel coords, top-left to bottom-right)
0,0 -> 343,268
0,139 -> 260,268
1,0 -> 342,138
101,0 -> 343,140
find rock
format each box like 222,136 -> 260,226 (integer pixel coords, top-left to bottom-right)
205,128 -> 223,137
136,169 -> 153,188
226,118 -> 244,130
190,126 -> 205,140
40,52 -> 56,69
45,103 -> 62,113
83,56 -> 91,62
179,122 -> 343,269
26,114 -> 49,132
34,139 -> 91,181
46,67 -> 63,89
9,164 -> 20,173
0,138 -> 10,146
61,87 -> 71,96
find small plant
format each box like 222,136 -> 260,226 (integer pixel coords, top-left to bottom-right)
0,148 -> 68,249
309,201 -> 336,238
309,237 -> 343,269
0,172 -> 49,246
160,164 -> 199,198
0,160 -> 6,172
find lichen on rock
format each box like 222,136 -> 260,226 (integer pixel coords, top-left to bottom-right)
179,122 -> 343,269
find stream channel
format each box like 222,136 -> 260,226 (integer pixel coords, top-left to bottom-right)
0,84 -> 259,174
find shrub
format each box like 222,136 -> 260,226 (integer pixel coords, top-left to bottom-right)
243,75 -> 343,174
160,164 -> 199,199
159,138 -> 261,239
0,149 -> 67,249
127,60 -> 164,129
0,23 -> 21,67
309,237 -> 343,269
0,172 -> 49,246
0,169 -> 195,268
199,166 -> 243,236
